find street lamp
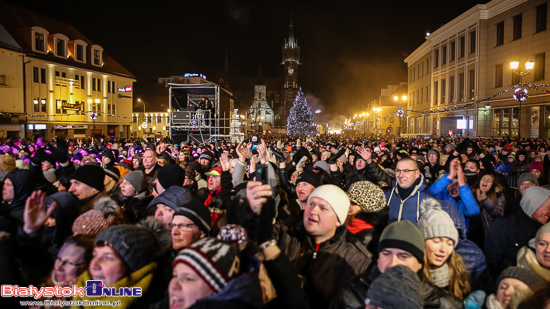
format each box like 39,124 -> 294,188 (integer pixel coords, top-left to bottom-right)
373,107 -> 382,136
137,98 -> 147,136
510,59 -> 535,139
393,95 -> 408,136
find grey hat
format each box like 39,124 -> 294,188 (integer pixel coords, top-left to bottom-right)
417,198 -> 459,247
428,150 -> 438,157
313,160 -> 330,173
321,151 -> 331,158
123,170 -> 148,193
518,172 -> 539,186
536,222 -> 550,240
521,186 -> 550,217
497,266 -> 543,288
365,265 -> 422,309
96,219 -> 171,272
378,220 -> 425,264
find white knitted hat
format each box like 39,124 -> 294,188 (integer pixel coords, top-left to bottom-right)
417,198 -> 459,247
308,184 -> 350,224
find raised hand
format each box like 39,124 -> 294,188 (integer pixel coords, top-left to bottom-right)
23,191 -> 57,235
220,153 -> 231,172
357,147 -> 372,164
236,142 -> 249,162
246,181 -> 273,215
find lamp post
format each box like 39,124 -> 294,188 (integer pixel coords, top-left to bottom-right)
137,98 -> 147,136
393,95 -> 407,136
373,107 -> 382,136
509,59 -> 535,139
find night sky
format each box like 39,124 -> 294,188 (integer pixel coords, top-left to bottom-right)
8,0 -> 489,118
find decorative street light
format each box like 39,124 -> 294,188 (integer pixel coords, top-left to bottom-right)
373,107 -> 382,135
509,59 -> 535,139
393,95 -> 408,136
137,98 -> 147,135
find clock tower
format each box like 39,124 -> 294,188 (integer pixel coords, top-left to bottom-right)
281,18 -> 300,125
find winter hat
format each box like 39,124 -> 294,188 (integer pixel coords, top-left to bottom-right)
72,197 -> 123,235
529,162 -> 544,173
148,186 -> 193,212
296,170 -> 321,188
158,164 -> 186,190
428,150 -> 438,157
69,164 -> 105,192
521,187 -> 550,217
217,224 -> 248,252
313,160 -> 330,173
497,266 -> 543,288
173,200 -> 212,234
123,170 -> 148,193
365,265 -> 423,309
199,150 -> 214,162
502,147 -> 510,152
96,219 -> 171,272
205,166 -> 223,177
518,172 -> 539,186
346,181 -> 386,212
104,166 -> 120,182
321,151 -> 331,159
378,220 -> 425,264
417,198 -> 459,247
308,184 -> 350,224
173,237 -> 240,293
536,222 -> 550,241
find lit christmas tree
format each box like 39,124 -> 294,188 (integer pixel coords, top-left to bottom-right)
287,88 -> 318,136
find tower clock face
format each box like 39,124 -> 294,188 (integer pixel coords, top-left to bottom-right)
288,67 -> 294,74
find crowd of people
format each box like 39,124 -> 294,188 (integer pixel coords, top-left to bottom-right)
0,133 -> 550,309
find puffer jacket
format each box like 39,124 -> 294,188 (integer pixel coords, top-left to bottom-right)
146,186 -> 193,217
428,175 -> 479,231
484,209 -> 542,281
385,175 -> 436,225
330,263 -> 462,309
509,149 -> 530,177
439,200 -> 489,289
274,219 -> 372,309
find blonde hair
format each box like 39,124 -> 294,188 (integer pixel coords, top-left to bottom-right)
423,252 -> 471,300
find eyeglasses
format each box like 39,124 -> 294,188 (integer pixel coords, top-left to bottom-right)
55,257 -> 85,268
168,223 -> 197,231
395,169 -> 418,174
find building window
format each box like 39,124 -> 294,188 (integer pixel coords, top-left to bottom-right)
157,115 -> 162,123
147,116 -> 152,123
441,79 -> 446,103
434,81 -> 438,104
427,59 -> 430,73
133,116 -> 137,124
35,32 -> 45,52
469,31 -> 476,54
41,98 -> 46,113
459,36 -> 465,58
107,81 -> 111,93
61,72 -> 66,78
33,67 -> 39,83
55,71 -> 60,77
496,21 -> 504,46
442,46 -> 447,65
425,86 -> 429,103
34,98 -> 40,112
513,14 -> 522,40
420,88 -> 423,103
92,78 -> 96,91
76,44 -> 84,61
41,68 -> 46,84
93,49 -> 101,65
459,73 -> 465,101
536,3 -> 548,33
0,74 -> 5,86
535,53 -> 546,81
112,81 -> 115,93
80,76 -> 85,90
56,38 -> 66,57
97,79 -> 101,92
495,63 -> 503,88
469,70 -> 475,100
449,76 -> 455,102
434,49 -> 439,67
450,41 -> 456,62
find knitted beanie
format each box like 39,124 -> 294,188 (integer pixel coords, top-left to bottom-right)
313,161 -> 330,173
296,171 -> 321,188
346,181 -> 386,212
123,170 -> 148,193
308,184 -> 350,224
104,166 -> 120,182
365,265 -> 422,309
69,164 -> 105,192
96,218 -> 171,272
417,198 -> 459,247
217,224 -> 248,252
199,151 -> 214,162
72,197 -> 123,235
321,151 -> 331,159
158,164 -> 186,190
173,201 -> 212,234
529,162 -> 544,173
173,237 -> 240,293
536,222 -> 550,241
521,187 -> 550,217
518,172 -> 539,186
378,220 -> 425,264
497,266 -> 543,288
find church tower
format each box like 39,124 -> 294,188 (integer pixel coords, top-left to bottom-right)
281,17 -> 300,125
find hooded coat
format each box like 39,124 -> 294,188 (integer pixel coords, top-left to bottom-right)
509,149 -> 530,177
385,175 -> 436,225
146,186 -> 193,217
0,169 -> 35,228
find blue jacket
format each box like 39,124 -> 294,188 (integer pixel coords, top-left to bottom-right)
439,200 -> 488,289
494,161 -> 513,174
386,175 -> 435,225
428,175 -> 480,231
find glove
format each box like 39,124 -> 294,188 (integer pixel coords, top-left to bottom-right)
51,138 -> 69,163
327,147 -> 346,165
270,147 -> 286,162
463,290 -> 486,309
31,148 -> 48,165
256,197 -> 276,244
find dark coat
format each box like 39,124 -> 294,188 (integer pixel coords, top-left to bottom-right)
0,169 -> 35,229
274,220 -> 372,309
484,209 -> 542,281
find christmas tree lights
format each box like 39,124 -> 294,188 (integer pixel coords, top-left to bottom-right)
286,88 -> 318,136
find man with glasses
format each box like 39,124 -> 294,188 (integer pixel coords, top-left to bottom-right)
169,200 -> 211,252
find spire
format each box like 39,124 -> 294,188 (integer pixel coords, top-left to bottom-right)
288,14 -> 295,48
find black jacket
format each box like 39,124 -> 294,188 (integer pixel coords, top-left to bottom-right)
274,220 -> 372,309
